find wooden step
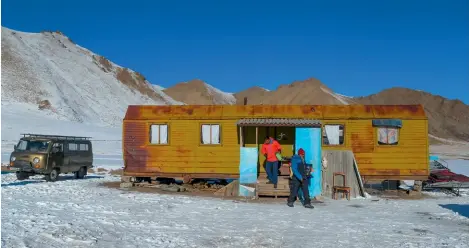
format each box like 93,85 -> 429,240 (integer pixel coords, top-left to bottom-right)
258,190 -> 290,197
257,187 -> 290,198
258,176 -> 291,184
258,183 -> 289,190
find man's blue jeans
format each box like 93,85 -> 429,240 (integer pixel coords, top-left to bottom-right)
265,161 -> 279,184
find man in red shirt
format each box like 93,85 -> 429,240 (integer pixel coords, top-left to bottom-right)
261,136 -> 282,188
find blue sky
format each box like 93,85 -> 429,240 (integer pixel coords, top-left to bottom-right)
2,0 -> 468,103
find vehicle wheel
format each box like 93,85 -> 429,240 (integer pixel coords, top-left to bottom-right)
16,172 -> 28,181
45,169 -> 59,182
76,167 -> 86,179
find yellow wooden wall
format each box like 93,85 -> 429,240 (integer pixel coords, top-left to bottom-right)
322,119 -> 429,179
137,119 -> 241,175
125,118 -> 429,180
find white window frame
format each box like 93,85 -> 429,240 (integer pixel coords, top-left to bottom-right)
150,124 -> 169,145
79,143 -> 89,151
322,124 -> 345,146
201,124 -> 221,145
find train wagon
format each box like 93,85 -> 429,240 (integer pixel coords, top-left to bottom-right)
122,104 -> 429,183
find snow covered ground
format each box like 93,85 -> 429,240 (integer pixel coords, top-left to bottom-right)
1,172 -> 469,248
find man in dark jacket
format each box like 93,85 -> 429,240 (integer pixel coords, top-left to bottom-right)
287,148 -> 314,208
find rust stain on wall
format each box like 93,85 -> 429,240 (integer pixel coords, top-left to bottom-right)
123,121 -> 149,171
124,104 -> 426,120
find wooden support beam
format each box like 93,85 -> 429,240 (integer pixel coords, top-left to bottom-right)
239,126 -> 244,147
255,126 -> 259,146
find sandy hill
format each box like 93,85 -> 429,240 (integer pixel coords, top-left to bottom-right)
354,88 -> 469,142
169,77 -> 468,142
234,78 -> 353,105
1,27 -> 181,127
163,79 -> 236,105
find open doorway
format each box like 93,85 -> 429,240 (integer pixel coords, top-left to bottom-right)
242,126 -> 296,176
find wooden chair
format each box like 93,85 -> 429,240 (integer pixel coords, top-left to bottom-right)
332,172 -> 351,200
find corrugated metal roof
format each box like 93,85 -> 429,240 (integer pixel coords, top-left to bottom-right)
236,118 -> 321,127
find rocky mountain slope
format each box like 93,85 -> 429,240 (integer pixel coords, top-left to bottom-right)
234,78 -> 353,105
1,27 -> 181,127
163,79 -> 236,105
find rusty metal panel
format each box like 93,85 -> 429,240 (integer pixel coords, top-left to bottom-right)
371,105 -> 426,119
222,105 -> 258,118
123,121 -> 148,172
124,105 -> 143,120
269,105 -> 301,118
322,105 -> 350,119
249,105 -> 274,117
123,104 -> 427,120
349,105 -> 374,119
300,105 -> 324,118
171,105 -> 223,119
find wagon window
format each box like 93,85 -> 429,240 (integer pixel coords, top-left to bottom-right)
68,143 -> 78,151
79,144 -> 89,151
150,124 -> 168,144
323,124 -> 344,145
377,127 -> 399,145
201,124 -> 221,145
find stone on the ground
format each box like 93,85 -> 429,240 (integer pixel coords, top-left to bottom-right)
120,182 -> 133,188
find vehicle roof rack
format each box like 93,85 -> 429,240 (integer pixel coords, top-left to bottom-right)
20,133 -> 92,141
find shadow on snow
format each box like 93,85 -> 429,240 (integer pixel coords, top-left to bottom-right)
1,175 -> 104,187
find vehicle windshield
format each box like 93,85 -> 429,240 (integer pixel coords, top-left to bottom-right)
430,160 -> 448,170
16,140 -> 50,152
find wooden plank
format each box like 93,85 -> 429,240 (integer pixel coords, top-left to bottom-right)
255,127 -> 259,147
239,126 -> 243,147
322,150 -> 364,198
352,153 -> 366,197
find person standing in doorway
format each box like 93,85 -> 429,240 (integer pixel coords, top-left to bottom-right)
287,148 -> 314,208
261,136 -> 282,188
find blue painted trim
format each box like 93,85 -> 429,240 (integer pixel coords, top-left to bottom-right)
372,119 -> 402,128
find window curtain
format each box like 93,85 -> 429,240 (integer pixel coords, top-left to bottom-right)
201,125 -> 211,144
387,128 -> 398,144
378,128 -> 388,143
325,125 -> 340,145
151,125 -> 160,144
159,125 -> 168,144
378,127 -> 399,144
211,125 -> 220,144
